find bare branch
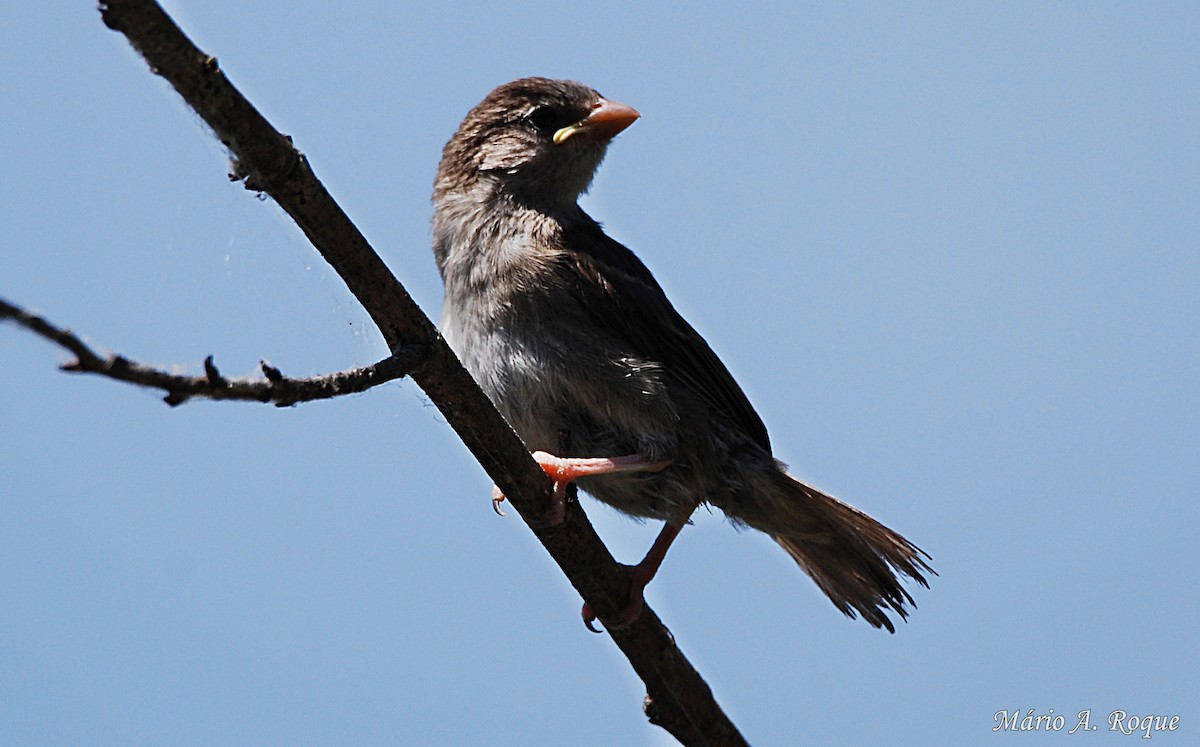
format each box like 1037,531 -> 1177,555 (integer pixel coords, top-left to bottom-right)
0,297 -> 422,407
89,2 -> 748,743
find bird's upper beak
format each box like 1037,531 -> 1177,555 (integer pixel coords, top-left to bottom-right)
553,98 -> 641,145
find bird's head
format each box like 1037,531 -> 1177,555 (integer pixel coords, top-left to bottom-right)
434,77 -> 640,211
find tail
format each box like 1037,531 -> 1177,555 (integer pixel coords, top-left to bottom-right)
733,467 -> 934,633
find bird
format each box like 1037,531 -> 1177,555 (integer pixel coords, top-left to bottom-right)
432,77 -> 933,632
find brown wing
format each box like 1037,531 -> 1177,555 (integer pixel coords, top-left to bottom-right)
559,216 -> 771,452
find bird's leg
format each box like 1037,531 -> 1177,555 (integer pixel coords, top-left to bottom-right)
583,497 -> 702,633
491,451 -> 672,527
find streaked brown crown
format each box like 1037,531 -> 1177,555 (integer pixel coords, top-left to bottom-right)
434,78 -> 627,208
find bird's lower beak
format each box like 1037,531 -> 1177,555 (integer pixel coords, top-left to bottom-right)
553,98 -> 641,145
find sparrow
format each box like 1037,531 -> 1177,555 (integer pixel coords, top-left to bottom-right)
432,77 -> 932,632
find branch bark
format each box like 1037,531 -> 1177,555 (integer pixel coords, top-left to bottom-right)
0,297 -> 422,407
86,2 -> 748,743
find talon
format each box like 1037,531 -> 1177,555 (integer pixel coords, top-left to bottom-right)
582,603 -> 604,634
579,587 -> 647,632
578,562 -> 653,633
491,486 -> 507,517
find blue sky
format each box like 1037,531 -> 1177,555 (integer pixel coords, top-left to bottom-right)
3,2 -> 1196,745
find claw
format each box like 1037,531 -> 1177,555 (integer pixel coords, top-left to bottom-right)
579,579 -> 648,632
491,480 -> 567,527
582,603 -> 604,634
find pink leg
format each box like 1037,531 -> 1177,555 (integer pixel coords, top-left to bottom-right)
492,451 -> 672,527
582,498 -> 701,633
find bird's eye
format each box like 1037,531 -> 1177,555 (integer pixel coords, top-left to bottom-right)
525,105 -> 558,134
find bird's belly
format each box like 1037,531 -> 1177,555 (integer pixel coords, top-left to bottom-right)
444,312 -> 691,520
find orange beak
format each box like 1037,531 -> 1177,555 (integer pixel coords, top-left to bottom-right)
553,98 -> 641,145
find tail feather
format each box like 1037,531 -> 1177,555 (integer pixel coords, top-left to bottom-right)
737,469 -> 934,633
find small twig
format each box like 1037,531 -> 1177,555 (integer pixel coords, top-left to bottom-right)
1,296 -> 424,407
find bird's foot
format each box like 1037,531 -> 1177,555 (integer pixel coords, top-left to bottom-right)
581,561 -> 659,633
579,508 -> 694,633
491,451 -> 672,528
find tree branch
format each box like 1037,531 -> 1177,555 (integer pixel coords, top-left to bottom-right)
0,297 -> 422,407
85,2 -> 747,743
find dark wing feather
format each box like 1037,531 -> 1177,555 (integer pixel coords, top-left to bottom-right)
559,217 -> 771,452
